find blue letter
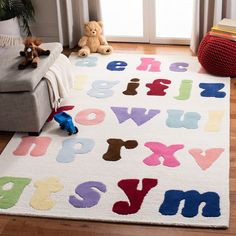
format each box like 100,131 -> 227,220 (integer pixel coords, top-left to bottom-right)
166,109 -> 201,129
56,138 -> 95,163
199,83 -> 226,98
87,80 -> 119,98
159,190 -> 221,217
75,56 -> 98,67
107,61 -> 128,71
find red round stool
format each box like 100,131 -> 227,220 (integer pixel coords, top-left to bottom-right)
198,33 -> 236,77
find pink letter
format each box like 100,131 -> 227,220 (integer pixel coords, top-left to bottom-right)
136,58 -> 161,72
75,108 -> 105,125
13,136 -> 51,157
189,148 -> 224,170
143,142 -> 184,167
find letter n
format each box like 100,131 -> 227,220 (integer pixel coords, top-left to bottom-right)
13,136 -> 51,157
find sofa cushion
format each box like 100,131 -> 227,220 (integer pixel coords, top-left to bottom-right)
0,42 -> 63,92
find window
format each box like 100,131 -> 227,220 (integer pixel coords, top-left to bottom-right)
100,0 -> 194,44
100,0 -> 148,42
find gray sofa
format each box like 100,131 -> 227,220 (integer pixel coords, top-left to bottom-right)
0,43 -> 63,134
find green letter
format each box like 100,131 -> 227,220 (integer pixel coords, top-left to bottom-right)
175,80 -> 193,100
0,177 -> 31,209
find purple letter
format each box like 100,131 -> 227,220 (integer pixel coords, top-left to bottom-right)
169,62 -> 189,72
111,107 -> 160,126
69,181 -> 107,208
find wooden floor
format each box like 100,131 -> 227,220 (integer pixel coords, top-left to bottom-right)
0,43 -> 235,236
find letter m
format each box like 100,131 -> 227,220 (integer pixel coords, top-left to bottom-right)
159,190 -> 220,217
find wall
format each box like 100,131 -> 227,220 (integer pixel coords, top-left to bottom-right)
30,0 -> 59,42
29,0 -> 90,48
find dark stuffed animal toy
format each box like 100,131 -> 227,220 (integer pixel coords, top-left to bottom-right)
18,37 -> 50,70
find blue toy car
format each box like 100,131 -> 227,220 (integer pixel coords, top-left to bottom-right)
54,112 -> 78,135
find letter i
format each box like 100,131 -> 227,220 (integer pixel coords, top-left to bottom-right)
123,78 -> 140,96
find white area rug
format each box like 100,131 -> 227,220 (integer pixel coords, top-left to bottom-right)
0,53 -> 230,228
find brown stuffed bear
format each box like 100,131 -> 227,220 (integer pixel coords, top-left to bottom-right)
78,21 -> 113,57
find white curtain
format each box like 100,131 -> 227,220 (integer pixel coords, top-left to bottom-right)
190,0 -> 234,55
56,0 -> 101,49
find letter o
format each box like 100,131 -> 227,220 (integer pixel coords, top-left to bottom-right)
75,109 -> 105,125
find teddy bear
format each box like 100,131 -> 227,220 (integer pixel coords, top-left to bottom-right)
78,21 -> 113,57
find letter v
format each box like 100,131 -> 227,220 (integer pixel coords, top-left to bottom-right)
188,148 -> 224,170
111,107 -> 160,126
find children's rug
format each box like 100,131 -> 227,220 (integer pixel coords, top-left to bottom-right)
0,53 -> 230,228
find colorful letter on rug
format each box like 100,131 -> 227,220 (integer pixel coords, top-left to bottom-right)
0,53 -> 230,228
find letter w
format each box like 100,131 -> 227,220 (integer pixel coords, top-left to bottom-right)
111,107 -> 160,126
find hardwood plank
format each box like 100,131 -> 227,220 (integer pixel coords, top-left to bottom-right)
0,132 -> 14,155
0,43 -> 235,236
